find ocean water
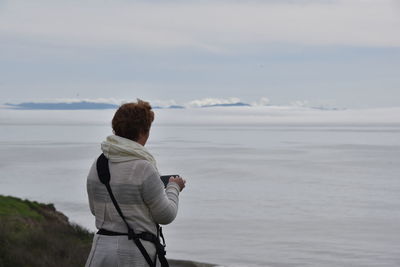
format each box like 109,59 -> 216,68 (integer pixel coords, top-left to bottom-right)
0,107 -> 400,267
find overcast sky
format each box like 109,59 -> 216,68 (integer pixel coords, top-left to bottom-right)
1,0 -> 399,108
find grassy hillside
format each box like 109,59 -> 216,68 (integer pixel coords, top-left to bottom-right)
0,195 -> 93,267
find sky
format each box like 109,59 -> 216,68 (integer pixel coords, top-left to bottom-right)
1,0 -> 400,108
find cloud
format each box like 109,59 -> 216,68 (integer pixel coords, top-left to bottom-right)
251,97 -> 270,106
290,100 -> 309,107
1,0 -> 399,51
4,97 -> 250,108
186,97 -> 243,107
0,97 -> 361,110
150,99 -> 178,108
3,97 -> 244,109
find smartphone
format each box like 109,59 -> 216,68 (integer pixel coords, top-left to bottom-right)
160,175 -> 179,188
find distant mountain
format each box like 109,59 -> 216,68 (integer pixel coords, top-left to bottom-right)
311,106 -> 344,111
5,101 -> 119,110
201,102 -> 250,107
4,102 -> 186,110
168,105 -> 185,109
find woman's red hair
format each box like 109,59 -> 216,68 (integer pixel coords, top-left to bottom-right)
112,99 -> 154,141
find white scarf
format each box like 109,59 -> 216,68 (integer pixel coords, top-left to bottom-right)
101,135 -> 158,170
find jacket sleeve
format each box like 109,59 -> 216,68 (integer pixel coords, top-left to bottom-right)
86,160 -> 97,216
141,165 -> 180,225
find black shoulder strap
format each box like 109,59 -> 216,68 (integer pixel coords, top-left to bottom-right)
96,154 -> 156,267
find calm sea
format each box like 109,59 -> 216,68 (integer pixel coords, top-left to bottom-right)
1,108 -> 399,267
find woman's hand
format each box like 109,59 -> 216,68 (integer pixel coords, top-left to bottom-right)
169,176 -> 186,191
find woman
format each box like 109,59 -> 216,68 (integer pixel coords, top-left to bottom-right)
85,100 -> 186,267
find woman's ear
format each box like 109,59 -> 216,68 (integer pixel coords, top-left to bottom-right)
137,131 -> 150,146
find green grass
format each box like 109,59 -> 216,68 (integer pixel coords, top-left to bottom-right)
0,195 -> 94,267
0,195 -> 43,220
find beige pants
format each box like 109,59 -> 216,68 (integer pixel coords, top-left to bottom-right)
85,234 -> 158,267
